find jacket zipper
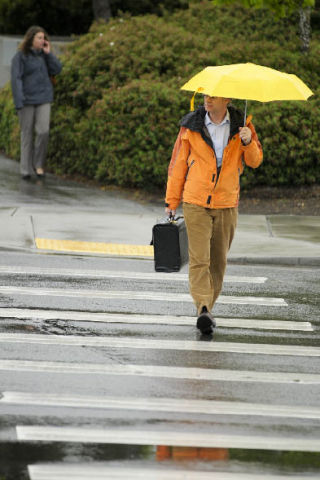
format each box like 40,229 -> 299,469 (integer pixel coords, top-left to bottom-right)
185,159 -> 195,180
207,158 -> 218,206
208,139 -> 232,205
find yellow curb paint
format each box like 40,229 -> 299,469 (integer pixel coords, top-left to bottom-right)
35,238 -> 154,257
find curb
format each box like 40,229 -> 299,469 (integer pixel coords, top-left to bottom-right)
228,256 -> 320,267
0,241 -> 319,267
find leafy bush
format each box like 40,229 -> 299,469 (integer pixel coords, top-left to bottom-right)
111,0 -> 188,17
0,85 -> 20,159
0,1 -> 319,192
48,80 -> 187,188
241,95 -> 320,188
53,16 -> 200,112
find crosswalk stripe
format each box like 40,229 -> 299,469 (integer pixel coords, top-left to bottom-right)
0,266 -> 268,284
0,333 -> 317,356
4,392 -> 320,419
27,465 -> 317,480
1,360 -> 319,384
0,286 -> 287,306
0,308 -> 311,331
16,426 -> 320,452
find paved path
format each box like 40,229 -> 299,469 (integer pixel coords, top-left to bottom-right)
0,154 -> 319,265
0,256 -> 319,478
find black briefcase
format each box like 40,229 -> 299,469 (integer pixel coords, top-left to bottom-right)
152,216 -> 189,272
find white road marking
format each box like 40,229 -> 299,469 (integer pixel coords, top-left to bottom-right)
27,465 -> 317,480
0,308 -> 312,331
0,333 -> 317,356
16,426 -> 320,452
4,392 -> 320,419
1,360 -> 319,384
0,286 -> 287,306
0,265 -> 267,283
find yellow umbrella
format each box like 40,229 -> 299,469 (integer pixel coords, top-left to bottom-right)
181,63 -> 313,121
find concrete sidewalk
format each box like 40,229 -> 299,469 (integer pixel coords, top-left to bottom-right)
0,155 -> 319,266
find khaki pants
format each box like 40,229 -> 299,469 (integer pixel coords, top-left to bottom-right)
18,103 -> 51,176
183,202 -> 238,314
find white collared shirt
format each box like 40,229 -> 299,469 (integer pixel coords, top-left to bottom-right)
204,110 -> 230,168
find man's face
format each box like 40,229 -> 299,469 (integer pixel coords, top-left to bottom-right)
204,95 -> 230,115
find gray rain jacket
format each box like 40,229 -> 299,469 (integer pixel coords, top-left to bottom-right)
11,48 -> 62,110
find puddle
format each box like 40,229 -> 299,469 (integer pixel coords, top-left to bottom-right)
1,442 -> 320,479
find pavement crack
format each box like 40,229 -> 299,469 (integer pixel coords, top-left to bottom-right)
29,215 -> 36,249
10,208 -> 18,217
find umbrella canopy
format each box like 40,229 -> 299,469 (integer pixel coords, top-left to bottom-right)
181,63 -> 313,102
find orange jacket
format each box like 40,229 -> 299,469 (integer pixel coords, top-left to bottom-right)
165,106 -> 263,210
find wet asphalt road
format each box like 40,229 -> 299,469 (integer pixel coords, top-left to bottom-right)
0,154 -> 319,479
0,251 -> 319,479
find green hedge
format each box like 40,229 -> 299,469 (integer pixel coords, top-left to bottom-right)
0,2 -> 319,192
0,86 -> 20,159
241,98 -> 320,188
49,80 -> 187,189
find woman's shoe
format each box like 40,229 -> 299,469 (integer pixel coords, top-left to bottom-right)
21,174 -> 31,180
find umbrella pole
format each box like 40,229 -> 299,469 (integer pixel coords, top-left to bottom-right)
243,100 -> 247,126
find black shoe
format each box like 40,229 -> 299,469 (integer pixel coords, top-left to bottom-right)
196,307 -> 216,335
21,174 -> 31,180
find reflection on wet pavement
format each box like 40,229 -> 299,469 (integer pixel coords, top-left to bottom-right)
1,441 -> 320,479
156,445 -> 229,461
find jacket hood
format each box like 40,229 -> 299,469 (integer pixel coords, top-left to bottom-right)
180,105 -> 244,139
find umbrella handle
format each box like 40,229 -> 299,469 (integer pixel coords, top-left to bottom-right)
243,99 -> 247,126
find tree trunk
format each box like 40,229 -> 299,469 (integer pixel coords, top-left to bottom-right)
299,6 -> 311,53
92,0 -> 112,22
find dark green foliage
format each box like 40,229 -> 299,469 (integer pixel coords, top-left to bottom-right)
211,0 -> 315,18
241,98 -> 320,188
0,86 -> 20,159
54,17 -> 198,112
0,0 -> 188,36
0,1 -> 319,192
49,80 -> 187,188
0,0 -> 93,35
110,0 -> 188,17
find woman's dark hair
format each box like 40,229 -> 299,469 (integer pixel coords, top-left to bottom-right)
19,26 -> 49,54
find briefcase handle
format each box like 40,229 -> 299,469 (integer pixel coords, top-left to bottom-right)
150,214 -> 184,245
168,213 -> 183,223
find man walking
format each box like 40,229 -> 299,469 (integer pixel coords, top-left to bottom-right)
165,96 -> 263,335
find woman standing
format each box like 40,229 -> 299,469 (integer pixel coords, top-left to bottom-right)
11,26 -> 62,179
